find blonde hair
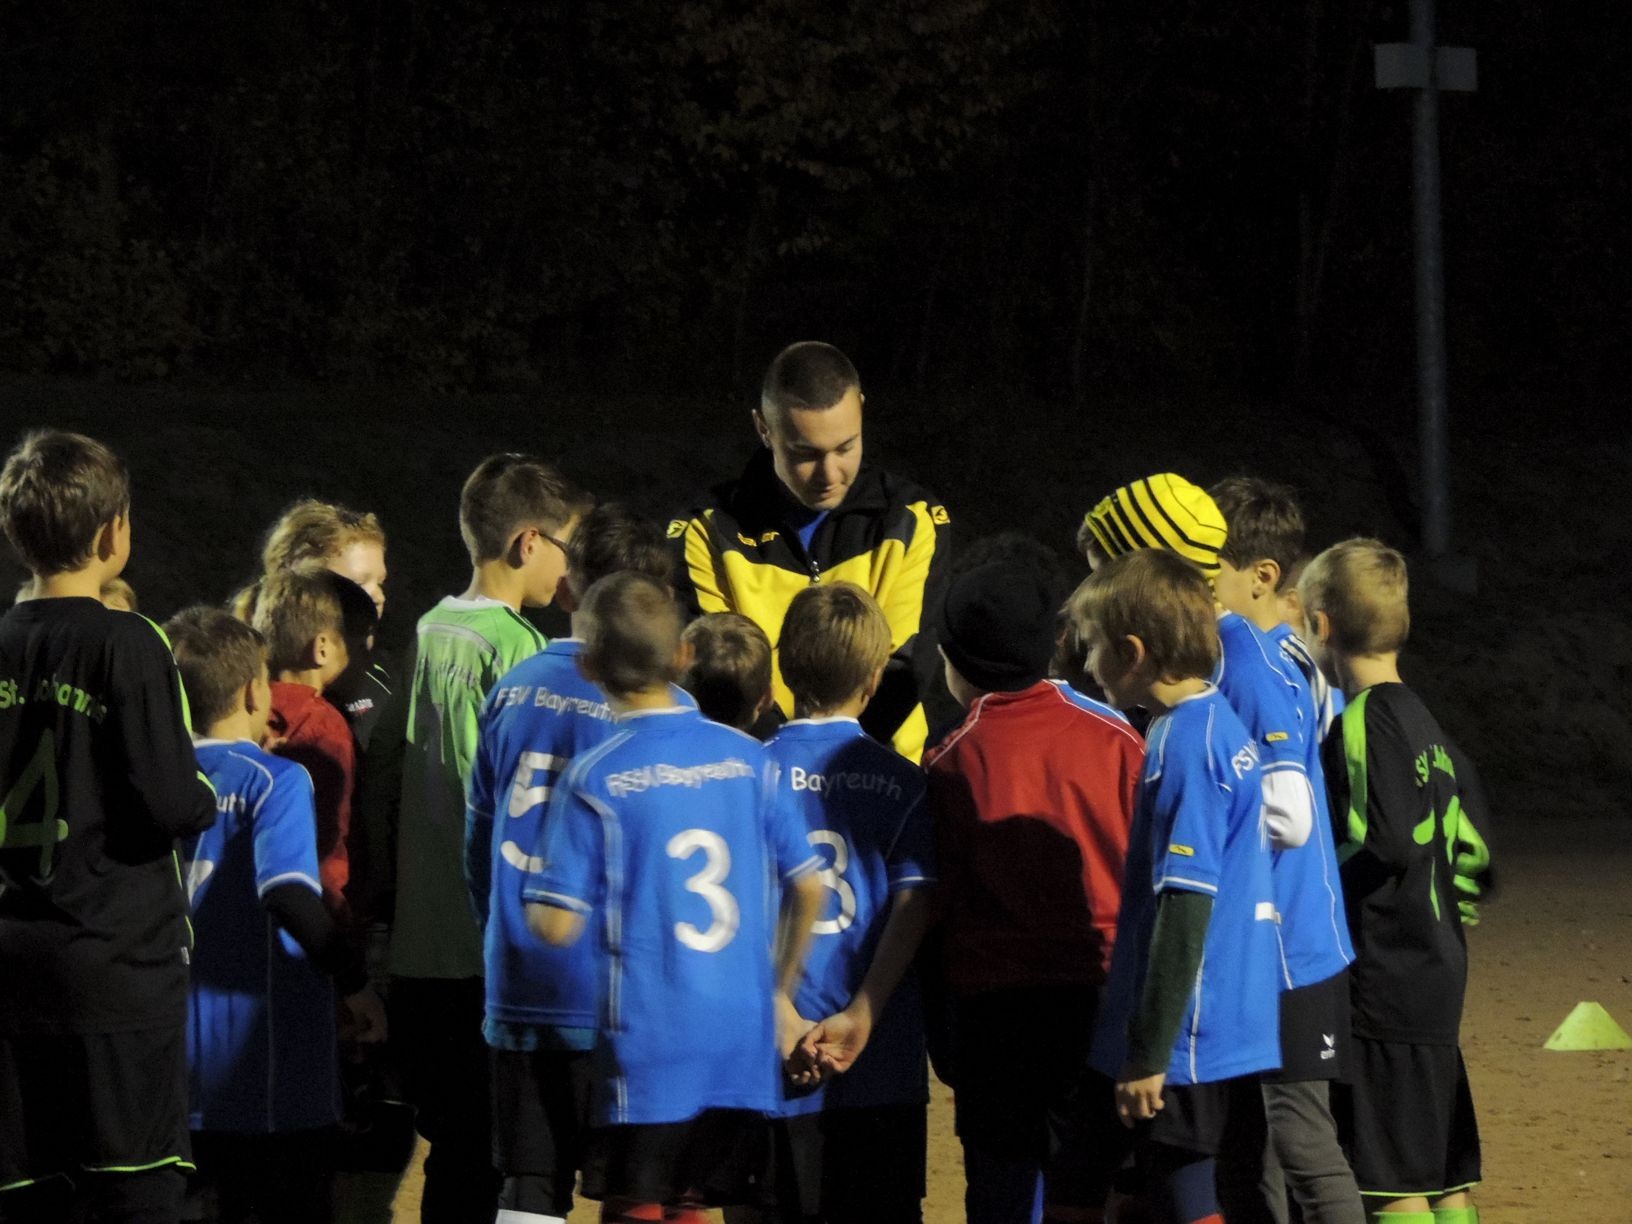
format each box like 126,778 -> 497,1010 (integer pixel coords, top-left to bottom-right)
680,613 -> 772,730
261,499 -> 385,574
1068,549 -> 1220,681
1298,538 -> 1410,655
778,582 -> 892,713
251,567 -> 346,674
99,576 -> 137,613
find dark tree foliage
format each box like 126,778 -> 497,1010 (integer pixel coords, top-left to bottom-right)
0,1 -> 1623,402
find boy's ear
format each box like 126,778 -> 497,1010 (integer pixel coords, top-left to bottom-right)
93,516 -> 122,563
505,528 -> 536,570
752,408 -> 773,448
1254,558 -> 1281,596
754,689 -> 777,720
243,676 -> 265,716
672,638 -> 696,676
1118,633 -> 1147,667
1309,608 -> 1333,646
861,663 -> 886,704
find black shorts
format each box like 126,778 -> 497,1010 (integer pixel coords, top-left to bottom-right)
490,1046 -> 593,1214
1138,1077 -> 1245,1158
0,1026 -> 191,1191
1266,968 -> 1351,1083
581,1110 -> 768,1207
949,985 -> 1100,1160
758,1104 -> 927,1222
1335,1038 -> 1480,1199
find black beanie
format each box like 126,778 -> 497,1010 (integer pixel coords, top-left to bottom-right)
937,561 -> 1057,693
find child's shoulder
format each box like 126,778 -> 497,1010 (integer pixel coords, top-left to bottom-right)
1153,688 -> 1254,775
199,737 -> 314,797
1043,679 -> 1142,740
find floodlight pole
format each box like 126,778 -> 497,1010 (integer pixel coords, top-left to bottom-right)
1375,1 -> 1477,588
1410,0 -> 1450,560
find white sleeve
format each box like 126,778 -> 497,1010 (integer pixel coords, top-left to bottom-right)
1261,765 -> 1314,850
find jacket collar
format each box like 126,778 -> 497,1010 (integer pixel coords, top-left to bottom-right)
721,448 -> 891,531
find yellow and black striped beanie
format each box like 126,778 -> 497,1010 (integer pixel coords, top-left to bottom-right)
1081,473 -> 1228,579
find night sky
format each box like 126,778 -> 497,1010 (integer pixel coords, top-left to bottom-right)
1,1 -> 1625,419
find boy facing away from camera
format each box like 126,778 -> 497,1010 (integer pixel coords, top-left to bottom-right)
736,582 -> 936,1224
679,611 -> 776,734
168,606 -> 385,1224
928,560 -> 1143,1224
464,504 -> 679,1224
0,430 -> 218,1223
1075,549 -> 1282,1224
525,573 -> 824,1224
389,452 -> 590,1222
1300,540 -> 1490,1224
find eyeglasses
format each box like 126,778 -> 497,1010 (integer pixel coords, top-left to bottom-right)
516,527 -> 572,557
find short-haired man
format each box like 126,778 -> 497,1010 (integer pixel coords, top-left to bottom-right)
671,342 -> 952,761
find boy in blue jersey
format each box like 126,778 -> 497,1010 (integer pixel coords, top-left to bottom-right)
1208,478 -> 1362,1224
1073,550 -> 1282,1224
465,504 -> 678,1224
524,573 -> 824,1224
166,607 -> 385,1223
743,582 -> 936,1224
679,612 -> 775,734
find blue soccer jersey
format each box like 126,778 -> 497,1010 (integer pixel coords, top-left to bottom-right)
527,707 -> 821,1126
182,739 -> 338,1133
466,638 -> 620,1032
766,717 -> 934,1116
1214,613 -> 1351,990
1267,622 -> 1356,983
1091,687 -> 1281,1086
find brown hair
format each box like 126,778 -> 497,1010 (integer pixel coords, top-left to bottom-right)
167,606 -> 267,729
1210,476 -> 1305,587
680,613 -> 772,730
1068,549 -> 1220,681
0,430 -> 130,576
761,341 -> 861,419
567,503 -> 674,593
250,567 -> 346,674
579,572 -> 684,697
1298,538 -> 1410,655
460,453 -> 591,564
261,499 -> 385,574
779,583 -> 892,713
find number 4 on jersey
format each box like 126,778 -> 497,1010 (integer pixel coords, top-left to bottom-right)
0,731 -> 68,880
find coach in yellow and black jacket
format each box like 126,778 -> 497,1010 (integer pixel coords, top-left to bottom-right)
670,343 -> 952,761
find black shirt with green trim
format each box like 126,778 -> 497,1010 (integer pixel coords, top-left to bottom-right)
0,597 -> 218,1035
1321,682 -> 1491,1045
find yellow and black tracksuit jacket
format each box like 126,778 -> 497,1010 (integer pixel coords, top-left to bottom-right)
670,449 -> 952,761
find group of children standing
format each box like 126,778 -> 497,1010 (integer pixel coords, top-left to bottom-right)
0,426 -> 1491,1224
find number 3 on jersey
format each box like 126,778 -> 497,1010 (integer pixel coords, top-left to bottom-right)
667,828 -> 740,953
0,730 -> 67,881
808,830 -> 856,935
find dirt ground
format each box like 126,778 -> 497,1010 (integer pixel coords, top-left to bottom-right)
3,378 -> 1626,1220
362,817 -> 1632,1224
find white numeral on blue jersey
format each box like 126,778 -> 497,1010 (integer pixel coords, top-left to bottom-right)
808,830 -> 856,936
666,828 -> 739,953
508,751 -> 563,818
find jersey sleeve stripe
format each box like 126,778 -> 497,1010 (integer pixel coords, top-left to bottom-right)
257,871 -> 321,896
1155,874 -> 1219,895
522,888 -> 593,913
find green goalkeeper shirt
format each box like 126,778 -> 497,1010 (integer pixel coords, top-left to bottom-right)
389,596 -> 545,980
